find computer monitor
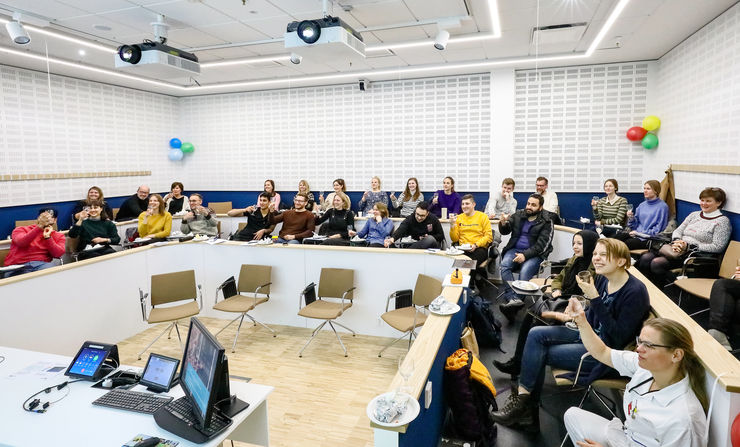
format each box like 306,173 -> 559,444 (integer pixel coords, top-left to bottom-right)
180,317 -> 228,430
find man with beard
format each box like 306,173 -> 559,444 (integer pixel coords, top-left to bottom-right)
498,193 -> 554,311
115,185 -> 150,221
269,193 -> 315,244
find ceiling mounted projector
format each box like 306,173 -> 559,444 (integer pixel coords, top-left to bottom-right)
285,16 -> 365,62
115,41 -> 200,78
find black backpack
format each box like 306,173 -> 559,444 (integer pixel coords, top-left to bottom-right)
466,293 -> 502,349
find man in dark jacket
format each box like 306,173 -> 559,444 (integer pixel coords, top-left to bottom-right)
384,201 -> 444,249
498,193 -> 554,306
114,185 -> 150,221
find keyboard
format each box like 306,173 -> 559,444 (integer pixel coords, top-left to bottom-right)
92,389 -> 173,414
164,396 -> 232,437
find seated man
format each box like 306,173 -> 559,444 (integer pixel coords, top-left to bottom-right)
535,176 -> 559,217
707,265 -> 740,350
269,193 -> 315,244
114,185 -> 150,221
180,193 -> 218,237
3,208 -> 65,278
498,193 -> 554,308
485,177 -> 517,219
228,193 -> 276,241
450,194 -> 493,285
384,201 -> 444,249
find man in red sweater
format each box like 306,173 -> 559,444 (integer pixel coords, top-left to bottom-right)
3,208 -> 66,278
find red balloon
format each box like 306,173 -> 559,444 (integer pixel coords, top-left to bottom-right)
732,412 -> 740,446
626,126 -> 648,141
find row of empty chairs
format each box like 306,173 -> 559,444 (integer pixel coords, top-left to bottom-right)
136,266 -> 444,359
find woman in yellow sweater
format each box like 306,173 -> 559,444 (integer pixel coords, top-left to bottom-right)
450,194 -> 492,287
138,194 -> 172,239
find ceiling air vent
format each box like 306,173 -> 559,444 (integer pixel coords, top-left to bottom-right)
531,22 -> 587,45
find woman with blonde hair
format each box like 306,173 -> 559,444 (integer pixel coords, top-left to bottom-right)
316,191 -> 355,246
390,177 -> 424,217
297,179 -> 316,212
358,176 -> 389,215
71,186 -> 113,222
138,194 -> 172,239
564,315 -> 707,447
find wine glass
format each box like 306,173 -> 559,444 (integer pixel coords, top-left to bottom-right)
565,295 -> 588,330
577,270 -> 592,283
627,204 -> 634,213
398,354 -> 414,394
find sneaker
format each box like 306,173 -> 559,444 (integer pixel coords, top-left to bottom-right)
708,329 -> 732,351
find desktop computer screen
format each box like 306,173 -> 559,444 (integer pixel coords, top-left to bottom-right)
180,317 -> 225,428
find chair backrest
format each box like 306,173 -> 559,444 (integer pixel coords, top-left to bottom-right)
237,264 -> 272,295
0,248 -> 9,266
150,270 -> 197,306
318,268 -> 354,300
15,220 -> 58,231
65,236 -> 80,254
237,222 -> 248,232
412,274 -> 443,306
208,202 -> 233,214
112,208 -> 120,219
719,240 -> 740,279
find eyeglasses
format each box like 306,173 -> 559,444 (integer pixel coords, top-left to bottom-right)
635,336 -> 672,350
415,212 -> 428,219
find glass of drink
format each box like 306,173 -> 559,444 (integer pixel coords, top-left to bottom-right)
627,204 -> 634,213
577,270 -> 592,283
398,354 -> 414,394
592,196 -> 600,204
565,295 -> 588,330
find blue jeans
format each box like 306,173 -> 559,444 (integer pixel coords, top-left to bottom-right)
500,250 -> 543,301
275,238 -> 300,244
2,260 -> 55,278
518,326 -> 597,400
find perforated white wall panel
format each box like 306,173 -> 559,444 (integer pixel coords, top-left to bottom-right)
649,2 -> 740,213
178,74 -> 492,194
0,66 -> 178,206
513,63 -> 649,193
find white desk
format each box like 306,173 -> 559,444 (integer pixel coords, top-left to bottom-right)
0,346 -> 273,447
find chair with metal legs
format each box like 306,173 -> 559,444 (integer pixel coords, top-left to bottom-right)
297,268 -> 356,357
137,270 -> 202,360
377,273 -> 442,357
213,264 -> 274,352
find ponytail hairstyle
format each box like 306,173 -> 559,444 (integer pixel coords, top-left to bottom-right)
644,318 -> 708,412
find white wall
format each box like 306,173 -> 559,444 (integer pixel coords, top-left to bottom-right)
648,2 -> 740,213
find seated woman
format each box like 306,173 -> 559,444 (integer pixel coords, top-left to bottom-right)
358,176 -> 389,216
564,315 -> 707,447
315,192 -> 355,246
71,186 -> 113,222
390,177 -> 424,218
638,187 -> 731,286
591,178 -> 628,236
164,181 -> 191,215
429,176 -> 462,218
138,194 -> 173,239
613,180 -> 668,250
491,238 -> 650,432
318,178 -> 346,212
297,179 -> 316,212
351,203 -> 394,248
492,230 -> 599,378
263,179 -> 281,210
68,201 -> 120,260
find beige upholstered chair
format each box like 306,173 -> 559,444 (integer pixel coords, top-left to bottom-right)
15,219 -> 58,231
208,201 -> 233,214
378,274 -> 442,357
137,270 -> 202,359
298,268 -> 356,357
672,240 -> 740,314
213,264 -> 274,352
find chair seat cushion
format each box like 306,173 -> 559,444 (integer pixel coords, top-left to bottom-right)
298,300 -> 351,319
529,278 -> 547,286
674,278 -> 715,300
214,295 -> 268,313
148,300 -> 200,323
381,307 -> 427,333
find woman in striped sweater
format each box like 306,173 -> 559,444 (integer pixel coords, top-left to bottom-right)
591,178 -> 628,236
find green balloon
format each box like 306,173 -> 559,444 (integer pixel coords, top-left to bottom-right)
181,142 -> 195,153
641,133 -> 658,149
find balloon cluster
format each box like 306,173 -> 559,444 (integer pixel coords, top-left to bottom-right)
168,138 -> 195,161
626,116 -> 660,149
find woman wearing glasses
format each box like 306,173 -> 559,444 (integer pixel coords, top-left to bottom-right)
491,239 -> 650,432
564,315 -> 707,447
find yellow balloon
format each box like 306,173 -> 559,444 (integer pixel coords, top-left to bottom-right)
642,115 -> 661,131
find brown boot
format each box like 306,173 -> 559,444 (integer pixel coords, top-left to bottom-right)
491,392 -> 539,432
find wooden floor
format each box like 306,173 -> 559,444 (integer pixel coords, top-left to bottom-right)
117,317 -> 407,447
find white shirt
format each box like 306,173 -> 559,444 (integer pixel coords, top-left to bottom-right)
610,350 -> 707,447
541,189 -> 558,214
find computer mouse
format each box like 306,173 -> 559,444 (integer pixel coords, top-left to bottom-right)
133,437 -> 160,447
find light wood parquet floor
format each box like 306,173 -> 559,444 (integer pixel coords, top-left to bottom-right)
116,317 -> 408,447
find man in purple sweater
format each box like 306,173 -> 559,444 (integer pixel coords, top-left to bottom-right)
613,180 -> 669,250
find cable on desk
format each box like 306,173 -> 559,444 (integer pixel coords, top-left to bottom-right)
22,379 -> 85,413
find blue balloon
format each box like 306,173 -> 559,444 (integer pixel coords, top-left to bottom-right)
169,138 -> 182,149
168,148 -> 184,161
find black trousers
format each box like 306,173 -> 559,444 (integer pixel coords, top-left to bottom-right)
464,247 -> 489,283
613,232 -> 649,250
709,278 -> 740,334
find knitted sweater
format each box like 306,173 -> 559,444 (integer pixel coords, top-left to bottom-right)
138,212 -> 173,238
450,211 -> 493,248
592,196 -> 628,225
358,191 -> 389,215
271,210 -> 315,241
315,208 -> 354,239
392,192 -> 424,217
181,213 -> 219,236
629,198 -> 669,237
672,210 -> 731,253
69,218 -> 120,247
4,225 -> 65,265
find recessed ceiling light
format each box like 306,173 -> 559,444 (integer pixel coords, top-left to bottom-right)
78,49 -> 86,56
92,24 -> 112,31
